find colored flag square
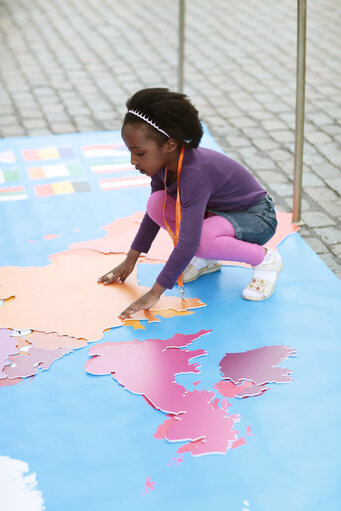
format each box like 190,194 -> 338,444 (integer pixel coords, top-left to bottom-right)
34,184 -> 54,197
0,169 -> 20,183
0,185 -> 27,201
82,144 -> 128,158
67,163 -> 82,176
28,163 -> 83,180
3,169 -> 19,182
99,176 -> 150,190
23,149 -> 40,161
0,150 -> 16,164
44,164 -> 69,179
52,181 -> 74,195
90,162 -> 134,173
59,147 -> 74,158
28,167 -> 45,180
38,147 -> 60,160
72,181 -> 91,193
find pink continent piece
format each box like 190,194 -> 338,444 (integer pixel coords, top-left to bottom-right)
0,328 -> 19,379
155,390 -> 240,456
86,330 -> 245,457
85,330 -> 210,414
219,345 -> 297,385
43,234 -> 61,240
4,345 -> 74,379
142,476 -> 156,495
214,379 -> 269,399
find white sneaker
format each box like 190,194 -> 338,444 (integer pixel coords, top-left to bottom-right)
242,248 -> 283,301
183,256 -> 222,283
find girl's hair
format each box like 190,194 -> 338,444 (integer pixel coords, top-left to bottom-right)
123,88 -> 203,149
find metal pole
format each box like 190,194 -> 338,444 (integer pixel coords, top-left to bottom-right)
293,0 -> 307,223
178,0 -> 185,93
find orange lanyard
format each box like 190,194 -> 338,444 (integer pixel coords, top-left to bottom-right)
163,146 -> 185,296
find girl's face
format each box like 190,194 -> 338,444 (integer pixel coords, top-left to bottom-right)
121,123 -> 179,177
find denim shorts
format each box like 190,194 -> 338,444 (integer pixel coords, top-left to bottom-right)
207,194 -> 277,246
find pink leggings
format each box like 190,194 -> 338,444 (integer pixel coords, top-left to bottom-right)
147,191 -> 265,266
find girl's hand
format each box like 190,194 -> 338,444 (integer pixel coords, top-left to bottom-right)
97,249 -> 140,285
119,282 -> 166,319
98,260 -> 134,285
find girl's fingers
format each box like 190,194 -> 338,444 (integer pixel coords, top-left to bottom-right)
119,307 -> 132,319
98,271 -> 117,284
103,272 -> 118,284
119,292 -> 159,319
119,301 -> 140,318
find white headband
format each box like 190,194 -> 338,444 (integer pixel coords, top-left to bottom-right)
128,109 -> 170,138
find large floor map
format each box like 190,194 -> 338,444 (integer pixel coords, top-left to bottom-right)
0,130 -> 340,511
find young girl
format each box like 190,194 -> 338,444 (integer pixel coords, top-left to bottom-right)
98,88 -> 282,318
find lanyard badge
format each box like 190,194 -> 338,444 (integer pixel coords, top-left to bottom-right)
162,146 -> 186,300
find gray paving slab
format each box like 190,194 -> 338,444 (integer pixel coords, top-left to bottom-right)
0,0 -> 340,278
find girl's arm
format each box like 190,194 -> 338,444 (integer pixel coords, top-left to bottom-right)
156,176 -> 211,289
98,248 -> 140,285
119,281 -> 166,319
118,175 -> 210,318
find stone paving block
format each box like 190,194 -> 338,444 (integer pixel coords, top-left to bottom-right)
229,117 -> 258,129
0,126 -> 26,137
331,244 -> 341,259
265,102 -> 291,114
328,153 -> 341,167
45,113 -> 73,123
318,253 -> 341,274
269,130 -> 295,143
323,125 -> 341,136
268,183 -> 293,197
50,122 -> 77,134
297,227 -> 311,237
225,135 -> 251,148
314,227 -> 341,245
284,197 -> 310,212
257,170 -> 288,183
325,178 -> 341,196
310,162 -> 340,179
261,119 -> 288,131
302,211 -> 336,228
42,104 -> 67,114
302,173 -> 325,187
66,106 -> 92,117
37,95 -> 62,106
0,115 -> 19,126
307,111 -> 334,125
316,142 -> 341,159
305,131 -> 333,144
303,152 -> 326,166
268,149 -> 292,162
305,186 -> 339,204
22,119 -> 49,130
0,106 -> 15,117
303,237 -> 329,254
278,112 -> 296,130
246,155 -> 278,171
251,138 -> 279,151
27,128 -> 53,136
94,110 -> 117,121
325,201 -> 341,218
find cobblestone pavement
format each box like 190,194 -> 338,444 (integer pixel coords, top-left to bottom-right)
0,0 -> 340,277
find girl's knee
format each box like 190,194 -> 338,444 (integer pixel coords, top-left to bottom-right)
146,190 -> 164,221
196,216 -> 236,258
196,227 -> 215,258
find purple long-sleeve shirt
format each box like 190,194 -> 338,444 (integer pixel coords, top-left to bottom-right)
131,147 -> 266,289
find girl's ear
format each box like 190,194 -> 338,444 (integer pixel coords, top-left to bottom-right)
165,137 -> 179,152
